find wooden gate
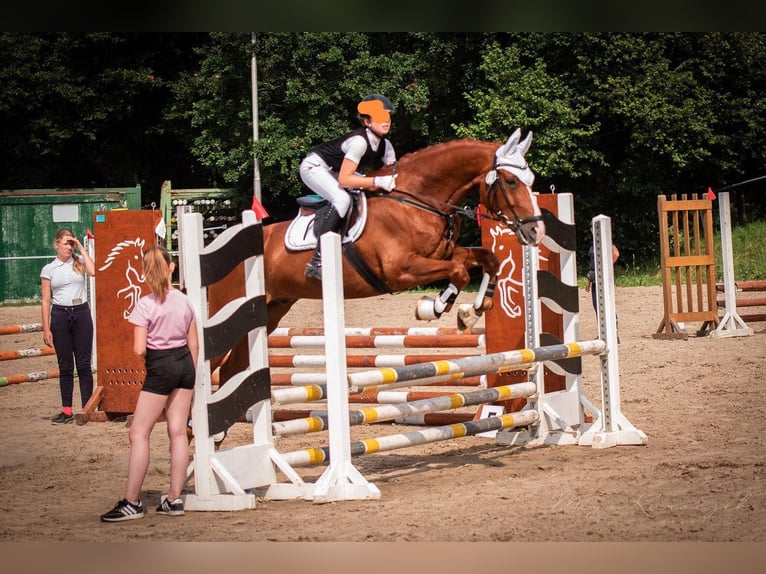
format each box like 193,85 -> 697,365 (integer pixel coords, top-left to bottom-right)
654,194 -> 718,339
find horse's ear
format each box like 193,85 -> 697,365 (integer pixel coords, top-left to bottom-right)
518,131 -> 533,156
500,128 -> 522,156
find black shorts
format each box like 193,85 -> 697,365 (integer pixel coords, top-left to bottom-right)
142,346 -> 195,396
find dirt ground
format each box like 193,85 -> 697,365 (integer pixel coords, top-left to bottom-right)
1,286 -> 764,544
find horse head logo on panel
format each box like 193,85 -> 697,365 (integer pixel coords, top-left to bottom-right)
489,225 -> 523,319
98,238 -> 146,319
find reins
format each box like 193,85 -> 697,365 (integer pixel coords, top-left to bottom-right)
368,188 -> 468,245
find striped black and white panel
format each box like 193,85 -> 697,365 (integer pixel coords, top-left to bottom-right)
538,203 -> 580,376
184,211 -> 271,437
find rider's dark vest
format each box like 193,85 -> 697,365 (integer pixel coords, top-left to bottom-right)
311,127 -> 388,173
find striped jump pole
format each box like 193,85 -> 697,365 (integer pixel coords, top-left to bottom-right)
0,323 -> 43,336
350,389 -> 465,406
274,409 -> 476,427
271,384 -> 327,406
0,369 -> 60,387
268,334 -> 485,349
269,371 -> 484,387
281,409 -> 540,468
270,385 -> 452,406
273,382 -> 537,437
1,347 -> 57,362
271,326 -> 485,337
268,352 -> 480,368
347,340 -> 606,394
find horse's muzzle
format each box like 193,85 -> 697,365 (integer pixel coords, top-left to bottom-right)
516,216 -> 545,246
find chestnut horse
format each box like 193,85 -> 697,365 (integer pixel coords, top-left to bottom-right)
210,130 -> 545,384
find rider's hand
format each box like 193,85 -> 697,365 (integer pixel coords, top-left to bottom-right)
373,174 -> 397,192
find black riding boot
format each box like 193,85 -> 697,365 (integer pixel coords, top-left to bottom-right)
305,207 -> 344,280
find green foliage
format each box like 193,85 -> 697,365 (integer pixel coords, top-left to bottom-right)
454,38 -> 602,179
0,32 -> 210,201
597,220 -> 766,289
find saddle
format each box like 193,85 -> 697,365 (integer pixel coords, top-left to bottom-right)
284,192 -> 368,251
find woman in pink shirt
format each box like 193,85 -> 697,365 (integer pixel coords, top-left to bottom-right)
101,245 -> 198,522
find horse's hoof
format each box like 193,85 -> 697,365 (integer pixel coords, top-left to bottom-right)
415,296 -> 439,321
212,430 -> 227,450
457,304 -> 480,331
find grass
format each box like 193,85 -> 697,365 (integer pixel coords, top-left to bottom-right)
609,220 -> 766,288
715,220 -> 766,282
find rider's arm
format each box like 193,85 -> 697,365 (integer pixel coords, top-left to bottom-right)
338,158 -> 379,190
338,135 -> 395,191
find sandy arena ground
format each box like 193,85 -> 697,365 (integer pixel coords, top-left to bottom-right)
1,287 -> 764,545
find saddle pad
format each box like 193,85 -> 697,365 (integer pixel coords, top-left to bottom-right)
284,193 -> 368,251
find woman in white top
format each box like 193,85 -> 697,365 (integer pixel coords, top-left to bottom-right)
40,228 -> 96,424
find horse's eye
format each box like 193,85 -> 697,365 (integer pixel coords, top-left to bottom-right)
502,175 -> 517,188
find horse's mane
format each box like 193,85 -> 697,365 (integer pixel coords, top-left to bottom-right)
397,138 -> 494,165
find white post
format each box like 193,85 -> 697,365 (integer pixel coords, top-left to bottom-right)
523,244 -> 546,439
180,212 -> 218,501
710,191 -> 752,338
251,32 -> 262,203
579,215 -> 647,448
309,232 -> 380,502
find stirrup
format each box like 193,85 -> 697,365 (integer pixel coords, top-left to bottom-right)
305,260 -> 323,280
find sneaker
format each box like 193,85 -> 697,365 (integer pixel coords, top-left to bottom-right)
156,495 -> 184,516
51,411 -> 74,425
100,499 -> 144,522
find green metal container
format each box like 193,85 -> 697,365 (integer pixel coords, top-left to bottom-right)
0,186 -> 141,303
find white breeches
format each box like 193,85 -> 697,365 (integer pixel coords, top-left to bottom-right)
299,153 -> 352,217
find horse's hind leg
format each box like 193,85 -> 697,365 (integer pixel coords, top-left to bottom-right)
266,298 -> 298,334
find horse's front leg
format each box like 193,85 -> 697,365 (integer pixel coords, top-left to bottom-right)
406,247 -> 499,330
449,247 -> 500,330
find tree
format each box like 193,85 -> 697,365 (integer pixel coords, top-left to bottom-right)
0,32 -> 209,205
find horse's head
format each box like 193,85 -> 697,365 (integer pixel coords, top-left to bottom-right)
483,129 -> 545,246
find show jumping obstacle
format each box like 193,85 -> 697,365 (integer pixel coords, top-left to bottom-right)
266,324 -> 487,417
267,328 -> 486,390
179,205 -> 646,510
710,191 -> 761,337
717,280 -> 766,324
272,382 -> 537,437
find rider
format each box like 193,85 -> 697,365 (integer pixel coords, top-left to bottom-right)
299,93 -> 398,280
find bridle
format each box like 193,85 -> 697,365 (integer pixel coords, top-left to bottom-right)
483,171 -> 544,233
